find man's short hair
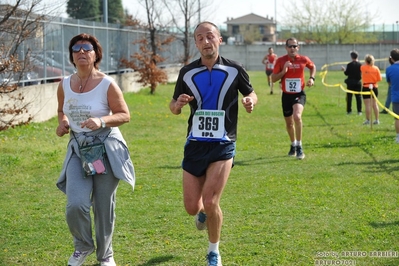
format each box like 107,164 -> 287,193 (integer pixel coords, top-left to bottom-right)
193,21 -> 220,40
285,37 -> 298,46
390,49 -> 399,62
350,51 -> 358,60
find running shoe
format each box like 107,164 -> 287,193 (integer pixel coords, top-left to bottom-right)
68,247 -> 95,266
363,120 -> 370,125
195,211 -> 207,230
206,251 -> 222,266
288,145 -> 296,157
296,146 -> 305,160
100,257 -> 116,266
373,120 -> 380,125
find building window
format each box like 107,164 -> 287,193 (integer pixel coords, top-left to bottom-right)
232,25 -> 239,35
259,26 -> 265,35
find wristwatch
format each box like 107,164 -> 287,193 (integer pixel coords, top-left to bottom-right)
310,77 -> 315,81
99,117 -> 106,128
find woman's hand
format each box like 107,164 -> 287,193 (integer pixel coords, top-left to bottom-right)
80,117 -> 101,130
56,120 -> 70,136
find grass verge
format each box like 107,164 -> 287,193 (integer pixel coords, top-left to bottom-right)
1,70 -> 398,265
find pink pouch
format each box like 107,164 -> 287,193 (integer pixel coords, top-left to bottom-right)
92,159 -> 106,174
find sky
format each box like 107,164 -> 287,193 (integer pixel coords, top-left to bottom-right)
40,0 -> 399,27
122,0 -> 399,27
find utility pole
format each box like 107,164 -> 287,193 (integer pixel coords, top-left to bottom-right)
198,0 -> 201,24
103,0 -> 108,24
397,21 -> 398,43
274,0 -> 277,44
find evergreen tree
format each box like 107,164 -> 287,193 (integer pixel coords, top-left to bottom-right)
67,0 -> 100,21
99,0 -> 125,24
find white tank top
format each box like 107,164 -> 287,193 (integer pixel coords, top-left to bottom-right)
63,75 -> 113,133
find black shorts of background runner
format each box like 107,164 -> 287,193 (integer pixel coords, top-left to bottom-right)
282,91 -> 306,117
362,87 -> 379,99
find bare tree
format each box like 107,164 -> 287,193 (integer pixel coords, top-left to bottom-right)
140,0 -> 167,63
280,0 -> 378,44
0,0 -> 48,130
121,0 -> 174,94
163,0 -> 201,65
132,0 -> 210,67
162,0 -> 210,65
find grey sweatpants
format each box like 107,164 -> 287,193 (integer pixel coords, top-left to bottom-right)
65,152 -> 119,261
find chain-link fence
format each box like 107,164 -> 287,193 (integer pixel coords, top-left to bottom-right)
17,17 -> 189,84
12,15 -> 399,84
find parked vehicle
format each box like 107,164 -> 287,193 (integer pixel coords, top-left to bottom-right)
13,70 -> 41,86
0,72 -> 40,89
29,57 -> 71,83
33,53 -> 75,74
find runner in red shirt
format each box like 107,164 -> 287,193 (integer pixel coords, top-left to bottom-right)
272,37 -> 316,160
262,47 -> 278,94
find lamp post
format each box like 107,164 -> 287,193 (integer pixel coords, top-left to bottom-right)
103,0 -> 108,24
274,0 -> 277,44
198,0 -> 201,24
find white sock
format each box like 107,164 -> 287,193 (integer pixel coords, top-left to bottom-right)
208,241 -> 219,254
297,141 -> 302,147
292,140 -> 297,146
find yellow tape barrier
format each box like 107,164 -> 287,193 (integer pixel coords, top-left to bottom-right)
320,59 -> 399,119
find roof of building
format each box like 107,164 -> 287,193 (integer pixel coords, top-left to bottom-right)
225,13 -> 275,25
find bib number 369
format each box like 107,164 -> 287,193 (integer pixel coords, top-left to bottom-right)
192,110 -> 225,139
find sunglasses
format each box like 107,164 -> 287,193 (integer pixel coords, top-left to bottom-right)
287,45 -> 298,48
72,43 -> 94,52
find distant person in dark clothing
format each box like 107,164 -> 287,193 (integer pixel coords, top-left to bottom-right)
381,56 -> 394,114
341,51 -> 362,115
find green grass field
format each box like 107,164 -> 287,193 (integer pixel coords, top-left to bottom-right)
1,70 -> 399,266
